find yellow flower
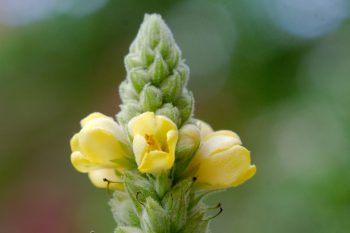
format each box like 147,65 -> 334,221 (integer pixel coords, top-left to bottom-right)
70,112 -> 131,189
196,120 -> 214,139
128,112 -> 178,174
88,168 -> 123,189
188,122 -> 256,188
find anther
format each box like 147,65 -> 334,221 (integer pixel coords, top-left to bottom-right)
145,134 -> 154,146
103,178 -> 121,197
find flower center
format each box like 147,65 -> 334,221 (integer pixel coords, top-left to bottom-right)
145,134 -> 161,151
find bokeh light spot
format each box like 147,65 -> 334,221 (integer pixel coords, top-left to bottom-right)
266,0 -> 349,39
0,0 -> 108,26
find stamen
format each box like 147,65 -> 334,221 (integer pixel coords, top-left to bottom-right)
203,203 -> 223,221
145,134 -> 154,146
145,134 -> 161,150
103,178 -> 122,197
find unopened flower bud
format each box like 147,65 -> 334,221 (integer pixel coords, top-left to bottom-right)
176,124 -> 201,160
167,47 -> 181,69
174,124 -> 200,177
140,84 -> 163,111
124,54 -> 144,70
141,45 -> 155,65
119,80 -> 139,104
149,52 -> 169,85
176,63 -> 190,87
156,103 -> 181,126
141,197 -> 170,233
147,16 -> 161,49
175,90 -> 194,124
161,178 -> 194,232
160,71 -> 182,103
123,171 -> 158,214
129,67 -> 150,93
178,204 -> 208,233
116,103 -> 142,126
109,191 -> 139,226
118,14 -> 194,128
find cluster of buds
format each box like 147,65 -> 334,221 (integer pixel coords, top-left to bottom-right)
70,14 -> 256,233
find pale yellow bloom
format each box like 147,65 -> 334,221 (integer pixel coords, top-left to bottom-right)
70,112 -> 130,189
128,112 -> 178,174
188,125 -> 256,188
88,168 -> 123,189
196,120 -> 214,139
179,124 -> 201,142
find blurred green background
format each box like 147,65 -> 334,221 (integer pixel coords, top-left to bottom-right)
1,0 -> 350,232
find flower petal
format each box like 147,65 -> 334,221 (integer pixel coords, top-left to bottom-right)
132,134 -> 149,166
80,112 -> 110,127
195,145 -> 255,188
128,112 -> 156,137
155,115 -> 177,145
199,130 -> 242,157
232,164 -> 256,187
79,118 -> 128,163
83,117 -> 128,144
128,112 -> 178,174
196,120 -> 214,138
70,133 -> 80,152
166,129 -> 178,161
179,124 -> 200,141
88,168 -> 123,189
71,151 -> 100,173
138,150 -> 172,173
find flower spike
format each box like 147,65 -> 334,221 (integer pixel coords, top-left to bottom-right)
69,13 -> 256,233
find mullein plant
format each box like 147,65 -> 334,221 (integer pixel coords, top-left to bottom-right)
70,14 -> 256,233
